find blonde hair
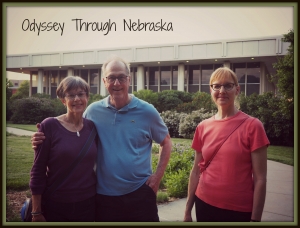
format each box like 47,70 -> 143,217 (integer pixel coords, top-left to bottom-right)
56,76 -> 90,99
210,67 -> 239,86
209,67 -> 240,109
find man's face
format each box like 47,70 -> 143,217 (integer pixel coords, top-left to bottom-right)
103,60 -> 131,103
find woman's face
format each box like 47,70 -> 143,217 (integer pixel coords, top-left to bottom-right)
61,88 -> 89,115
210,76 -> 240,108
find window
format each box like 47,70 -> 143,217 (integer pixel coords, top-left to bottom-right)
233,62 -> 260,96
149,67 -> 159,92
188,65 -> 200,92
201,64 -> 213,93
161,66 -> 171,91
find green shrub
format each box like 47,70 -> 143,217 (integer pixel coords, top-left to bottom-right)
164,147 -> 194,198
10,97 -> 56,124
156,191 -> 169,203
239,92 -> 293,146
176,91 -> 216,113
160,111 -> 187,138
133,89 -> 158,107
179,109 -> 215,139
88,93 -> 105,105
156,90 -> 192,113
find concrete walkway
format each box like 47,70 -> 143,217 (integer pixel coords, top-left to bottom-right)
6,127 -> 295,223
6,127 -> 35,136
158,160 -> 294,223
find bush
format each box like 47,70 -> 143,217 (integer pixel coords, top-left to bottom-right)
179,109 -> 215,139
164,147 -> 194,198
176,92 -> 216,113
239,92 -> 293,146
156,191 -> 169,203
10,97 -> 56,124
156,90 -> 192,113
88,93 -> 105,105
133,89 -> 158,107
160,111 -> 187,138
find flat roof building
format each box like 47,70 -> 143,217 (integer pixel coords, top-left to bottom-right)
6,35 -> 289,98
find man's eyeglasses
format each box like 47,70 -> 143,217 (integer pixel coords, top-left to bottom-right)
210,83 -> 235,91
106,76 -> 128,84
65,92 -> 87,100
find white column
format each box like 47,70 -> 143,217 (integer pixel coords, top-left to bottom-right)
178,63 -> 185,91
97,69 -> 100,94
29,72 -> 32,97
37,69 -> 44,94
100,68 -> 107,96
137,65 -> 145,91
67,68 -> 74,76
45,72 -> 49,94
88,69 -> 91,86
48,73 -> 51,96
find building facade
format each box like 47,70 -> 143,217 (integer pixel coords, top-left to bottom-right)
6,35 -> 289,98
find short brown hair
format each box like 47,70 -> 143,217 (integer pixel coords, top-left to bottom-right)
56,76 -> 90,99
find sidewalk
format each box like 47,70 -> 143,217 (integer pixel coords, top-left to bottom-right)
6,127 -> 295,223
6,127 -> 34,136
158,160 -> 294,222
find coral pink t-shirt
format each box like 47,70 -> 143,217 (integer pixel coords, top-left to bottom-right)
192,111 -> 269,212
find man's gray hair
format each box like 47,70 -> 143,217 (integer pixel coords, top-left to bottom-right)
101,55 -> 131,76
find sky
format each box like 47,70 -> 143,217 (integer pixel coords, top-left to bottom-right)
5,4 -> 294,80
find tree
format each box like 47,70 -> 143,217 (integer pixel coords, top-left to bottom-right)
268,29 -> 294,146
10,80 -> 30,101
269,29 -> 294,100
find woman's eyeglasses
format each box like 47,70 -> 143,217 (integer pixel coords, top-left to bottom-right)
65,92 -> 87,100
210,83 -> 235,91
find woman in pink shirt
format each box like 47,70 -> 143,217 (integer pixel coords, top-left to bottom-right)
184,67 -> 269,222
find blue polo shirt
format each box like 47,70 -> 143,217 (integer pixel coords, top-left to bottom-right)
83,95 -> 169,196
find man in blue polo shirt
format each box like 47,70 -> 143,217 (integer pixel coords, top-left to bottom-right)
31,56 -> 172,222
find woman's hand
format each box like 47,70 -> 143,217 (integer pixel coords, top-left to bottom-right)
32,214 -> 46,222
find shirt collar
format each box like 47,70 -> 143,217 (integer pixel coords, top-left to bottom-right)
105,94 -> 138,112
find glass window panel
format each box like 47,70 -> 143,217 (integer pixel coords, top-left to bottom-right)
233,63 -> 246,83
90,69 -> 99,87
149,67 -> 159,85
172,66 -> 178,86
246,84 -> 259,96
189,85 -> 199,93
74,69 -> 80,76
50,71 -> 58,86
201,85 -> 210,94
130,67 -> 137,86
81,69 -> 88,83
201,64 -> 213,84
32,72 -> 38,87
239,84 -> 246,95
214,64 -> 223,70
247,62 -> 260,83
189,65 -> 200,85
59,70 -> 67,83
161,66 -> 171,85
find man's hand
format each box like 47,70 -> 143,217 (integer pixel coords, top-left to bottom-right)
145,174 -> 160,194
31,123 -> 45,149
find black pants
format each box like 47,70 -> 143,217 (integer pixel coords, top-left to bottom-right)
95,183 -> 159,222
43,195 -> 96,222
195,196 -> 252,222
